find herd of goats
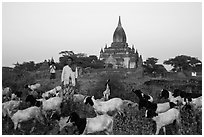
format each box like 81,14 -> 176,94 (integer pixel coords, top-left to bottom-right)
2,79 -> 202,135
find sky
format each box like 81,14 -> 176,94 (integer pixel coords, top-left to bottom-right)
2,2 -> 202,68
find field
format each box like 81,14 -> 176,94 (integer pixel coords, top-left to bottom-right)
2,68 -> 202,135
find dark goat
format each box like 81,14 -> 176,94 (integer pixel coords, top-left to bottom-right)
173,89 -> 202,109
132,89 -> 153,110
15,91 -> 23,98
68,112 -> 114,135
173,89 -> 201,99
68,112 -> 87,134
25,95 -> 42,107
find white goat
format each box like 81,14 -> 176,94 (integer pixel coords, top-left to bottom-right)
84,96 -> 125,116
160,89 -> 183,104
42,86 -> 62,99
2,100 -> 21,118
73,94 -> 86,103
38,97 -> 63,119
11,93 -> 17,100
57,116 -> 72,133
156,102 -> 176,113
26,83 -> 41,91
145,108 -> 181,135
2,87 -> 12,96
144,100 -> 177,114
123,100 -> 138,108
67,112 -> 114,135
187,96 -> 202,109
96,97 -> 106,101
11,106 -> 45,133
2,87 -> 12,101
103,79 -> 110,101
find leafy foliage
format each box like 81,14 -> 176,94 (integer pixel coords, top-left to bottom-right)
164,55 -> 202,72
59,51 -> 104,69
143,57 -> 167,75
144,57 -> 158,67
2,67 -> 35,91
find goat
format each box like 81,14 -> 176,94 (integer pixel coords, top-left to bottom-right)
2,100 -> 22,118
39,97 -> 63,119
2,100 -> 22,130
2,87 -> 12,96
2,87 -> 12,101
103,79 -> 110,101
58,116 -> 72,133
140,99 -> 177,114
173,89 -> 202,108
42,86 -> 62,99
11,93 -> 22,101
159,89 -> 183,104
84,96 -> 125,117
73,94 -> 86,103
14,91 -> 23,98
132,89 -> 153,110
145,108 -> 181,135
29,90 -> 39,98
11,93 -> 17,100
173,89 -> 201,99
96,97 -> 106,101
26,95 -> 63,119
132,89 -> 153,101
25,95 -> 42,107
67,112 -> 114,135
160,89 -> 174,100
52,115 -> 72,134
11,106 -> 45,133
25,83 -> 41,98
123,100 -> 138,108
186,96 -> 202,109
25,83 -> 41,91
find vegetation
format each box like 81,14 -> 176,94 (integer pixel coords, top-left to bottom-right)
164,55 -> 202,72
143,57 -> 167,76
59,51 -> 104,69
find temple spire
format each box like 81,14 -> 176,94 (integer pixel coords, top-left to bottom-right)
118,16 -> 122,27
100,48 -> 103,53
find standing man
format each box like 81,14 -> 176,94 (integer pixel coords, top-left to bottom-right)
61,57 -> 77,87
50,62 -> 56,80
61,57 -> 78,98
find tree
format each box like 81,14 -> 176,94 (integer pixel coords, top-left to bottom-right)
143,57 -> 167,76
75,53 -> 87,58
38,60 -> 49,71
59,51 -> 104,69
154,64 -> 167,75
143,57 -> 158,74
89,55 -> 98,61
164,55 -> 202,72
144,57 -> 158,68
59,50 -> 75,57
13,61 -> 36,72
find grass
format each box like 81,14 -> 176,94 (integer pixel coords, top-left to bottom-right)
2,69 -> 202,135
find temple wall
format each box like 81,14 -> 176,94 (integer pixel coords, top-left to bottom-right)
123,57 -> 130,68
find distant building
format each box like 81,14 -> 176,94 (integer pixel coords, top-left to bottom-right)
99,16 -> 143,69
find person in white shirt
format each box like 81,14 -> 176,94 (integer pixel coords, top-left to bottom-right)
61,57 -> 78,89
50,63 -> 56,79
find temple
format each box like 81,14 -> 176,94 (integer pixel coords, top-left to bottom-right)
99,16 -> 143,69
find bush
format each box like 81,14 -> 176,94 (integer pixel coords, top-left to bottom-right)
2,68 -> 35,92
